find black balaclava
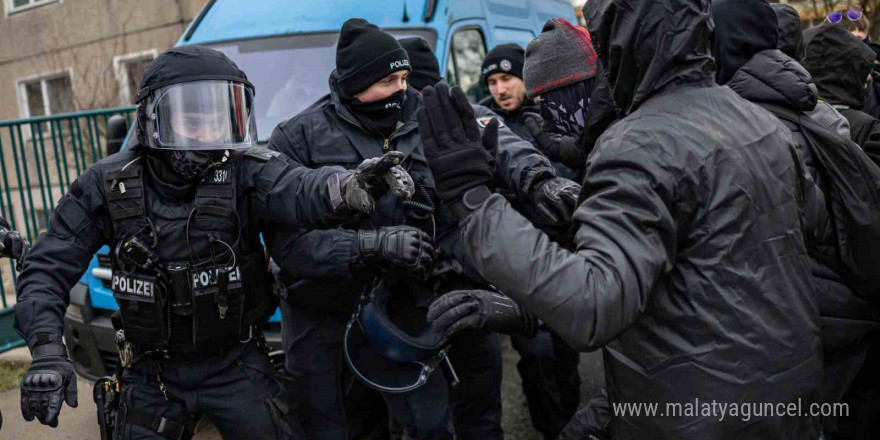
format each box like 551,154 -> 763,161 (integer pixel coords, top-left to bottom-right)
711,0 -> 779,85
348,90 -> 407,138
540,79 -> 594,142
136,45 -> 251,182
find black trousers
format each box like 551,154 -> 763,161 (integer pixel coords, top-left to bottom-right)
511,328 -> 581,440
116,339 -> 299,439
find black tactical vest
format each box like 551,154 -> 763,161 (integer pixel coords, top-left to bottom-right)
103,152 -> 275,355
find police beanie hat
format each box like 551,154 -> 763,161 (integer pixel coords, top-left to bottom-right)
524,18 -> 598,99
400,37 -> 442,90
336,18 -> 411,98
135,45 -> 252,103
481,43 -> 525,87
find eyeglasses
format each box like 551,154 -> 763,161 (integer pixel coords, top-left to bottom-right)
827,9 -> 863,24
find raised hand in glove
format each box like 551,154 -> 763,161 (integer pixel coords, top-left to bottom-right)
524,112 -> 586,171
20,342 -> 78,428
530,177 -> 581,227
358,226 -> 434,273
418,84 -> 496,203
0,217 -> 30,270
335,151 -> 415,213
427,290 -> 538,337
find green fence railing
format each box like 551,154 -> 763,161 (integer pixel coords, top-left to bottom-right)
0,106 -> 135,325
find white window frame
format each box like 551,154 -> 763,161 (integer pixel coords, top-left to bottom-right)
113,49 -> 158,105
15,68 -> 75,137
4,0 -> 60,16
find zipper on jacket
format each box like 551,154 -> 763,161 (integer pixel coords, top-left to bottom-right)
383,138 -> 390,151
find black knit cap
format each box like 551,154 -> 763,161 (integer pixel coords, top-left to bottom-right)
480,43 -> 525,87
336,18 -> 411,98
399,37 -> 442,90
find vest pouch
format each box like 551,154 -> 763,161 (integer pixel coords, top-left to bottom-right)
111,272 -> 168,349
191,263 -> 244,350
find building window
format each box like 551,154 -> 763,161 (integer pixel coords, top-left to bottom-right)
114,50 -> 157,104
445,28 -> 487,102
5,0 -> 59,15
18,71 -> 75,118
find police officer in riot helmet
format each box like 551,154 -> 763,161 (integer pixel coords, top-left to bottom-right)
13,45 -> 414,438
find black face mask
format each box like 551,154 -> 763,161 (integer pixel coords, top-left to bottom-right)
540,80 -> 593,142
348,89 -> 407,137
150,149 -> 227,182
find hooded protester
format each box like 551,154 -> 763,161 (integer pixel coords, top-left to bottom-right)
803,23 -> 880,158
266,19 -> 566,440
417,0 -> 824,438
521,18 -> 603,175
712,1 -> 880,437
12,45 -> 413,437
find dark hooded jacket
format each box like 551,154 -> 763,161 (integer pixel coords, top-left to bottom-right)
803,24 -> 880,153
716,5 -> 880,418
458,0 -> 823,438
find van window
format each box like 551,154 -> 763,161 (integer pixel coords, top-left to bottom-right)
446,28 -> 487,101
210,30 -> 435,141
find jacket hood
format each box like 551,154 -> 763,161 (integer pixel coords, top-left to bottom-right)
727,49 -> 817,112
711,0 -> 779,85
803,24 -> 875,108
772,3 -> 805,61
584,0 -> 716,115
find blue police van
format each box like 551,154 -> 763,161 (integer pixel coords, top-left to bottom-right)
63,0 -> 577,379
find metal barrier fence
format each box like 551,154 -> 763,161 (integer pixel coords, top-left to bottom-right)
0,106 -> 135,351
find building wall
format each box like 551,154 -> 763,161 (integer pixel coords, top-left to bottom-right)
0,0 -> 209,235
0,0 -> 209,120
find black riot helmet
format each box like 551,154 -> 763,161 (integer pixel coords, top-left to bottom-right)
135,45 -> 257,180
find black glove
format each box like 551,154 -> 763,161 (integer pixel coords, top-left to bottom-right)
418,84 -> 496,203
0,219 -> 30,270
20,342 -> 78,428
358,226 -> 434,273
335,151 -> 415,213
529,177 -> 581,227
524,113 -> 587,171
427,290 -> 538,337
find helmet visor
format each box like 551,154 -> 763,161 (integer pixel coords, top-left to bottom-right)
148,81 -> 257,150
